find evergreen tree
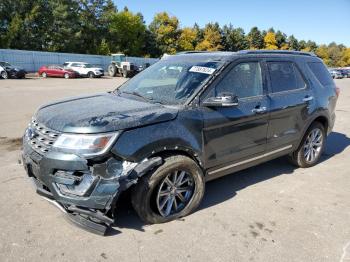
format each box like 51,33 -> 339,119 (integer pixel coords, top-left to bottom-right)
222,24 -> 248,51
247,27 -> 264,49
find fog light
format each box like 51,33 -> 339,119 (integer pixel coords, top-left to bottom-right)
56,172 -> 96,196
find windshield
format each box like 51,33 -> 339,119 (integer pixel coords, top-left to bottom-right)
0,62 -> 11,67
117,58 -> 223,105
84,64 -> 95,68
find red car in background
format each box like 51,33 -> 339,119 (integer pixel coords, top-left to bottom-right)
38,65 -> 77,79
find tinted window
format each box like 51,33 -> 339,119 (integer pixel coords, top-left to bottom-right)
215,62 -> 263,98
267,62 -> 306,92
307,62 -> 334,86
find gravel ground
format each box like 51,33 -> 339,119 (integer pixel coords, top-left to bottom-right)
0,76 -> 349,262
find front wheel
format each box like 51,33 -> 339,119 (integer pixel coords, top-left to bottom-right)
64,73 -> 70,79
41,72 -> 47,78
108,64 -> 117,77
288,122 -> 326,168
88,72 -> 95,78
1,71 -> 8,79
131,155 -> 205,224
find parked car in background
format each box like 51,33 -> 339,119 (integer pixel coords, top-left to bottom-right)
63,62 -> 104,78
0,61 -> 26,79
0,65 -> 5,79
329,69 -> 343,79
38,65 -> 77,79
337,68 -> 350,78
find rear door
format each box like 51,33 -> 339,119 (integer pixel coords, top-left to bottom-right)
201,59 -> 270,176
265,58 -> 314,150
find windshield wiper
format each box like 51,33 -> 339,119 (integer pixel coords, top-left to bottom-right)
115,90 -> 164,105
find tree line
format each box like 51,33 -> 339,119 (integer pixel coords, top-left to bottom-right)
1,0 -> 349,67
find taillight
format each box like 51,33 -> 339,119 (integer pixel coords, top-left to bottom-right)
335,86 -> 340,97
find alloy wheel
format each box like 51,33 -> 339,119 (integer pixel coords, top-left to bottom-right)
303,128 -> 323,163
1,71 -> 8,79
156,170 -> 195,217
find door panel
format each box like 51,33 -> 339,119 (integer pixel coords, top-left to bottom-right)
201,59 -> 270,170
267,90 -> 312,149
265,59 -> 314,150
203,96 -> 269,168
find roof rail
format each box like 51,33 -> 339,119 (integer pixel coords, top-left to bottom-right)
176,51 -> 211,55
238,50 -> 316,57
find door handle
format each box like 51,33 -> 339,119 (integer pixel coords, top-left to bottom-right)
252,106 -> 267,114
303,96 -> 313,102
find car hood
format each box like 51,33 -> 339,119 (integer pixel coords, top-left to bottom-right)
35,93 -> 179,133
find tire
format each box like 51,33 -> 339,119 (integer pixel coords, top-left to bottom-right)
122,70 -> 128,78
1,71 -> 8,79
108,64 -> 117,77
288,122 -> 326,168
88,71 -> 95,78
131,155 -> 205,224
64,73 -> 70,79
41,72 -> 47,78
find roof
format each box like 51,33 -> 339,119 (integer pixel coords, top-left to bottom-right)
64,61 -> 89,64
175,50 -> 317,61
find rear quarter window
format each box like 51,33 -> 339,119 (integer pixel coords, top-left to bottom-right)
307,62 -> 334,86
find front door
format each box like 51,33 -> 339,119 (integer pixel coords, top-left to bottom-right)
201,59 -> 270,177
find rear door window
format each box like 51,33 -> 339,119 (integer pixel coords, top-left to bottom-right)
267,62 -> 306,93
307,62 -> 334,86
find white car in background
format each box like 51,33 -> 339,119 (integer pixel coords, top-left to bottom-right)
0,65 -> 5,79
63,62 -> 104,78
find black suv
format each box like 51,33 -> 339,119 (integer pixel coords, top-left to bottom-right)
22,50 -> 339,235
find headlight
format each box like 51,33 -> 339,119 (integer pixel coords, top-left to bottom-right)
53,132 -> 119,156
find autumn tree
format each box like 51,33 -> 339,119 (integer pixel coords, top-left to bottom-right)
177,27 -> 197,51
264,32 -> 278,50
195,23 -> 222,51
316,45 -> 331,65
149,12 -> 179,54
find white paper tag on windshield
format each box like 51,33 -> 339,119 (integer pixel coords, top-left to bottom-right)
189,66 -> 216,75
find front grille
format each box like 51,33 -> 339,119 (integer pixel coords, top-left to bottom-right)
25,118 -> 60,154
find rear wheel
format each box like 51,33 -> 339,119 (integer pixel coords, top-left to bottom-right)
41,72 -> 47,78
131,155 -> 205,224
1,71 -> 8,79
64,73 -> 70,79
288,122 -> 326,168
122,69 -> 128,78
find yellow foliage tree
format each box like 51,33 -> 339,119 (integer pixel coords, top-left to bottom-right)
196,23 -> 222,51
316,45 -> 331,66
264,32 -> 278,50
341,48 -> 350,66
280,43 -> 289,50
178,27 -> 197,51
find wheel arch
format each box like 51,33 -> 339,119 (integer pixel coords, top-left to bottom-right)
295,113 -> 330,149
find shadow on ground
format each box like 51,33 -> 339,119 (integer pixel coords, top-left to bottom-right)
111,132 -> 350,234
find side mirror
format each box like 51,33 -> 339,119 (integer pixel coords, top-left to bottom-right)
203,94 -> 238,107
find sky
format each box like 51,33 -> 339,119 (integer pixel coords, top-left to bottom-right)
114,0 -> 350,46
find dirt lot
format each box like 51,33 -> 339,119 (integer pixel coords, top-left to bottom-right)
0,76 -> 349,262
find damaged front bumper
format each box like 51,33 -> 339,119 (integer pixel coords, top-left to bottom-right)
22,139 -> 161,235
